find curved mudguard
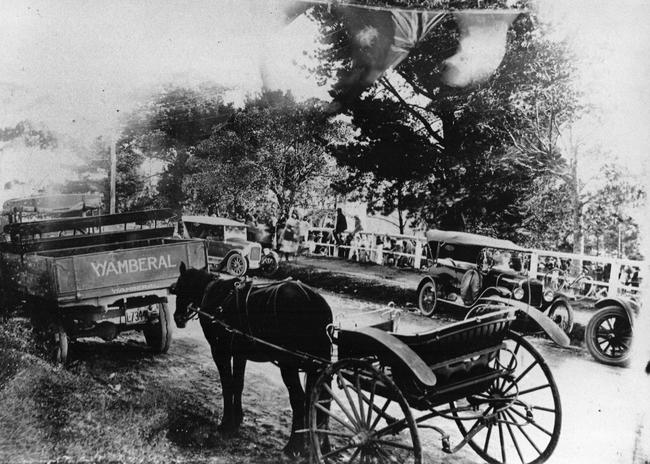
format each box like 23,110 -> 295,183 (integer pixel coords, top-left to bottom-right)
595,297 -> 638,327
337,326 -> 437,387
472,296 -> 571,347
416,276 -> 435,295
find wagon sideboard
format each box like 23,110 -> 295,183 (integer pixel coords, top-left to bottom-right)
1,239 -> 206,306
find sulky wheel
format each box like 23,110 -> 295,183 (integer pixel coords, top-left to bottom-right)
417,280 -> 438,317
584,305 -> 632,366
451,331 -> 561,464
309,359 -> 422,464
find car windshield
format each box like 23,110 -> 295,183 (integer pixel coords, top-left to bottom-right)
186,223 -> 224,241
483,248 -> 528,273
225,225 -> 247,240
436,242 -> 483,263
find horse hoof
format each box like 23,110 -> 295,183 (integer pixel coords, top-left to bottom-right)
282,441 -> 307,457
217,422 -> 239,436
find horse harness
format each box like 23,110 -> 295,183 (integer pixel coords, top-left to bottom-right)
186,277 -> 327,367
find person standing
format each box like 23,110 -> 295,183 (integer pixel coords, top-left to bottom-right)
333,208 -> 347,245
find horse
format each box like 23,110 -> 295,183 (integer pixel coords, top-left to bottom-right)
172,262 -> 333,456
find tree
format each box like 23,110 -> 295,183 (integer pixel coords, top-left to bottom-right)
189,90 -> 336,224
309,6 -> 582,238
119,84 -> 234,212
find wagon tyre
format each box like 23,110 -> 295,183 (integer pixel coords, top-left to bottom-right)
309,359 -> 422,464
50,325 -> 68,365
584,305 -> 632,366
143,303 -> 173,354
225,253 -> 248,277
417,280 -> 438,317
451,331 -> 561,464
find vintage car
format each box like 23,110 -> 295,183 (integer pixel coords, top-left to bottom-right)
181,216 -> 263,276
416,229 -> 574,334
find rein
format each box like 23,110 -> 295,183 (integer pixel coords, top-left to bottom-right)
184,301 -> 330,368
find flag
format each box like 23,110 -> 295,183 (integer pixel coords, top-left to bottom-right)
257,1 -> 520,109
441,11 -> 519,87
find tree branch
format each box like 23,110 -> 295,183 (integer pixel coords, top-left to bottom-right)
379,77 -> 445,145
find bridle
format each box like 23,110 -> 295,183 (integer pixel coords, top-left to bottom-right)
175,278 -> 245,326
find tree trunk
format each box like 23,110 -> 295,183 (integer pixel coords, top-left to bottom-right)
570,151 -> 584,255
397,190 -> 405,234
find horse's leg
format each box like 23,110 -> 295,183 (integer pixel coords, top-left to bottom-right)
232,355 -> 247,429
280,365 -> 307,456
211,347 -> 235,432
305,368 -> 331,454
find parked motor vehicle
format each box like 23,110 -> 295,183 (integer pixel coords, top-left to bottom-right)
416,229 -> 574,334
584,295 -> 638,366
181,216 -> 263,277
0,206 -> 207,364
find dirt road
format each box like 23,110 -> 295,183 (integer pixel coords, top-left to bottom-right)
1,289 -> 648,463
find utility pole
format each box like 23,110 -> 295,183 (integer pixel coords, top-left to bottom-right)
109,135 -> 117,214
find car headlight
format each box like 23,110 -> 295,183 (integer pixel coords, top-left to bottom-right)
513,286 -> 525,300
543,289 -> 554,302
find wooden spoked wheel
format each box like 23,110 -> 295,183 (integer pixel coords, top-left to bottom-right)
308,359 -> 422,464
546,301 -> 575,335
417,280 -> 437,317
584,305 -> 632,366
451,332 -> 562,464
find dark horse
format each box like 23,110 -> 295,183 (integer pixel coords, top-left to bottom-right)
172,263 -> 333,455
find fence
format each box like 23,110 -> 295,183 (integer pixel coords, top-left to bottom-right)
305,228 -> 645,299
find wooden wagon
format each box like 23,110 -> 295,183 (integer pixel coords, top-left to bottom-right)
0,208 -> 207,363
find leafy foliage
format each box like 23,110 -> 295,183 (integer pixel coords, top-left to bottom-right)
189,91 -> 336,222
314,6 -> 583,238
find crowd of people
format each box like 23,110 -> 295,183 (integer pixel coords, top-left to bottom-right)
309,208 -> 422,268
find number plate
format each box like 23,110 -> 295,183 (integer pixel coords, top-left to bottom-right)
125,308 -> 148,324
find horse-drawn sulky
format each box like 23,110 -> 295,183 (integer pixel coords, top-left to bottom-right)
173,264 -> 564,464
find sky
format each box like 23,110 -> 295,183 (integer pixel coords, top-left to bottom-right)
0,0 -> 649,190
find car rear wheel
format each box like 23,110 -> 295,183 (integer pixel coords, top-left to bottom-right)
418,280 -> 438,317
546,300 -> 575,335
225,253 -> 248,276
143,303 -> 173,354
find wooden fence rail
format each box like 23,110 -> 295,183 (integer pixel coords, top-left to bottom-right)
305,229 -> 645,299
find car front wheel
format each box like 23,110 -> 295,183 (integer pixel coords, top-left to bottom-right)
585,305 -> 632,366
225,253 -> 248,276
259,253 -> 279,277
418,280 -> 438,317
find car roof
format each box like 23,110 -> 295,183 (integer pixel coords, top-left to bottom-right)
182,215 -> 246,227
425,229 -> 527,251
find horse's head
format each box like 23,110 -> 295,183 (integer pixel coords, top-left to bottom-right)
172,262 -> 215,328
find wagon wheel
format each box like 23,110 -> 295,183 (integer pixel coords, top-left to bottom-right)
225,253 -> 248,276
50,324 -> 68,365
584,305 -> 632,366
143,302 -> 173,354
418,280 -> 438,317
309,359 -> 422,464
450,332 -> 561,464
